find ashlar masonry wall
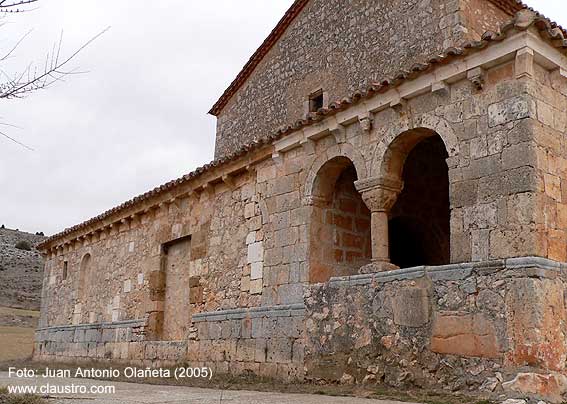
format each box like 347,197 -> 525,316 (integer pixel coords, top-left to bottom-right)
213,0 -> 512,159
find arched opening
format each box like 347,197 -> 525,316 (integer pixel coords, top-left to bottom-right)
309,156 -> 371,283
388,134 -> 450,267
78,253 -> 91,305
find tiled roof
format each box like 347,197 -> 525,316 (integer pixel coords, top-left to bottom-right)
208,0 -> 309,116
208,0 -> 533,116
38,9 -> 567,250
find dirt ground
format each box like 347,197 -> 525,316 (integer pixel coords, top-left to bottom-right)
0,371 -> 426,404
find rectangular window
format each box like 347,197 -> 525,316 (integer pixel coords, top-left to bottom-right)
309,89 -> 324,113
62,261 -> 68,280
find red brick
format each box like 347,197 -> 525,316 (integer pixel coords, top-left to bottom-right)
333,214 -> 352,230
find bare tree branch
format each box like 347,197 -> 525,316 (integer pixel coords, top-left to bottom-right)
0,26 -> 110,99
0,0 -> 38,13
0,0 -> 108,151
0,129 -> 34,150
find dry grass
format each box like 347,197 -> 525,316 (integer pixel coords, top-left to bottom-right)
0,307 -> 39,319
0,327 -> 35,362
0,386 -> 47,404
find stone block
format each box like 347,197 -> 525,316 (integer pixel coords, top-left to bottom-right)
502,142 -> 536,170
430,313 -> 501,358
250,279 -> 263,295
236,339 -> 255,362
506,278 -> 567,371
247,242 -> 264,264
503,372 -> 567,404
244,203 -> 256,219
278,283 -> 303,304
267,338 -> 292,364
392,287 -> 430,327
250,262 -> 263,280
488,96 -> 533,127
255,338 -> 267,363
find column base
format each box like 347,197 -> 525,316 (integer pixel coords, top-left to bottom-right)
359,261 -> 399,274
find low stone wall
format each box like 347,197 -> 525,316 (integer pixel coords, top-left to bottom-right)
34,319 -> 147,362
189,304 -> 305,381
34,304 -> 306,380
304,257 -> 567,402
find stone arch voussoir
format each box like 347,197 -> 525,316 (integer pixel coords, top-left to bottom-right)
304,143 -> 368,203
371,114 -> 459,179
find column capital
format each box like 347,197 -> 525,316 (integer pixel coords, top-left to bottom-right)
354,176 -> 403,212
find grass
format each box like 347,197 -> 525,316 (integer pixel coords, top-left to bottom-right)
0,386 -> 47,404
0,327 -> 35,362
0,307 -> 39,319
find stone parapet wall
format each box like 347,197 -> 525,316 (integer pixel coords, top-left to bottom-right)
34,319 -> 146,362
305,256 -> 567,402
34,305 -> 306,380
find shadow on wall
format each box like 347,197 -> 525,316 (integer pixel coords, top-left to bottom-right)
389,135 -> 450,268
309,157 -> 372,283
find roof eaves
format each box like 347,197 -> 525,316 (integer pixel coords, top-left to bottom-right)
39,10 -> 567,251
209,0 -> 535,117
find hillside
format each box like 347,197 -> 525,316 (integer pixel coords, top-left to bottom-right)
0,227 -> 45,312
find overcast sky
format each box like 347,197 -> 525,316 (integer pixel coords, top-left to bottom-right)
0,0 -> 565,235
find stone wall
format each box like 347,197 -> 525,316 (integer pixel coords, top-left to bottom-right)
304,257 -> 567,401
213,0 -> 512,159
530,64 -> 567,262
35,25 -> 567,401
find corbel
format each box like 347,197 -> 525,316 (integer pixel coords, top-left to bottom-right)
389,92 -> 407,111
329,122 -> 346,144
515,47 -> 534,79
300,138 -> 316,155
222,174 -> 235,190
120,218 -> 130,231
467,67 -> 485,90
271,152 -> 284,167
358,112 -> 373,133
202,182 -> 215,199
167,197 -> 180,210
431,80 -> 449,95
245,164 -> 257,179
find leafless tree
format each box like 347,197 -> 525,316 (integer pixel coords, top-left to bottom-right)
0,0 -> 108,149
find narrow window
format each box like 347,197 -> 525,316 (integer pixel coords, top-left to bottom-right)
309,89 -> 324,113
62,261 -> 68,280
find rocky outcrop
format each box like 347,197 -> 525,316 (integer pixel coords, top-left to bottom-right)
0,227 -> 45,310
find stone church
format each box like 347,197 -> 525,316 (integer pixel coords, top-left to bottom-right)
36,0 -> 567,400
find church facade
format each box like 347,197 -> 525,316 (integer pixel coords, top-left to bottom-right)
36,0 -> 567,400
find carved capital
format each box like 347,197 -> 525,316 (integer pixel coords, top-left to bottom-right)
354,176 -> 403,212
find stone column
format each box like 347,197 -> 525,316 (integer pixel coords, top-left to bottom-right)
354,176 -> 403,273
